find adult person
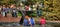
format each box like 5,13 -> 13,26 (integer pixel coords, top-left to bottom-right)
19,16 -> 24,27
19,5 -> 26,27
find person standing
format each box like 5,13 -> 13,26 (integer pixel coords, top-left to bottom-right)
19,16 -> 24,27
29,16 -> 35,27
40,16 -> 46,27
10,4 -> 18,18
23,16 -> 32,27
2,5 -> 7,17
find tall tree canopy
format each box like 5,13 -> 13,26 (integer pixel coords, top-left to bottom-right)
43,0 -> 60,20
0,0 -> 20,5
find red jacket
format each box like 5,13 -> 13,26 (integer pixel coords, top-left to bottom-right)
40,18 -> 46,25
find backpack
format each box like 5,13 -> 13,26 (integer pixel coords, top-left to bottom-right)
30,18 -> 35,26
23,18 -> 30,26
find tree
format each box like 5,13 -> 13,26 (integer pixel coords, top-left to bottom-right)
26,0 -> 43,5
44,0 -> 60,20
0,0 -> 20,5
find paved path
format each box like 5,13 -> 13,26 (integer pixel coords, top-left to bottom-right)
0,14 -> 20,22
0,14 -> 57,27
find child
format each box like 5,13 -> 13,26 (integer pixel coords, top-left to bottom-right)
2,5 -> 7,17
12,9 -> 17,17
29,17 -> 35,27
10,4 -> 18,18
23,16 -> 31,27
40,16 -> 46,27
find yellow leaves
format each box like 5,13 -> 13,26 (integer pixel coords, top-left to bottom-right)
44,0 -> 45,1
43,0 -> 60,20
44,0 -> 51,4
45,1 -> 49,4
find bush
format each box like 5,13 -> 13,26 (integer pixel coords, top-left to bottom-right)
29,13 -> 36,17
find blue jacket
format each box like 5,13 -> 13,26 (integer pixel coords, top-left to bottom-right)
30,18 -> 35,26
23,19 -> 30,26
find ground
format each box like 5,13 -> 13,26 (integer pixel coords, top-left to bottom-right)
0,14 -> 20,22
0,14 -> 60,27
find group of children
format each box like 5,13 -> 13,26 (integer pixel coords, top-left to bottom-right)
19,16 -> 46,27
0,4 -> 42,18
0,4 -> 33,18
0,5 -> 18,17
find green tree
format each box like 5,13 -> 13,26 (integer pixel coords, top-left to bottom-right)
0,0 -> 20,5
